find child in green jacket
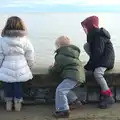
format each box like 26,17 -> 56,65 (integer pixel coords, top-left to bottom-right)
50,36 -> 85,118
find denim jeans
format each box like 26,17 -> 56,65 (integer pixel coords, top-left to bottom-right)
55,79 -> 77,112
4,82 -> 23,100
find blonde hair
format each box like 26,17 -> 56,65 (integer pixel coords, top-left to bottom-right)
55,36 -> 71,48
2,16 -> 26,37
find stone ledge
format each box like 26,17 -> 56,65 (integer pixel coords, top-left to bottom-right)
1,62 -> 120,104
31,62 -> 120,75
20,62 -> 120,103
29,62 -> 120,87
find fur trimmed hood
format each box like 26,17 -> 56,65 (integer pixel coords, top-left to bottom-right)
2,30 -> 27,37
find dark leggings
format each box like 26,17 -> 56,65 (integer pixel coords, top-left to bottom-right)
4,82 -> 23,99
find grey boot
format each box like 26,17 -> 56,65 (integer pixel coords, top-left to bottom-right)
99,95 -> 115,109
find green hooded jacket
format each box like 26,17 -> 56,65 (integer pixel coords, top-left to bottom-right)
50,45 -> 85,83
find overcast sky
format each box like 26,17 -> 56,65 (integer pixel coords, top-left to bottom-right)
0,0 -> 120,12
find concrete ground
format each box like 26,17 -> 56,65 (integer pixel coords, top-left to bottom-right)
1,103 -> 120,120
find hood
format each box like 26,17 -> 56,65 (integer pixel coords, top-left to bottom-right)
2,30 -> 27,37
87,28 -> 111,43
99,28 -> 111,39
56,45 -> 80,58
81,16 -> 99,32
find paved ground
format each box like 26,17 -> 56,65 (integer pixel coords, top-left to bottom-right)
1,103 -> 120,120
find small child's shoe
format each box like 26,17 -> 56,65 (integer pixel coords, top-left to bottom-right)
99,95 -> 115,109
69,99 -> 82,110
6,100 -> 13,111
14,99 -> 22,111
53,110 -> 70,118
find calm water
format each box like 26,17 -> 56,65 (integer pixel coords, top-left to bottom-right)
0,13 -> 120,67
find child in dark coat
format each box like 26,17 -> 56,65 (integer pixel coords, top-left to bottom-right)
81,16 -> 115,109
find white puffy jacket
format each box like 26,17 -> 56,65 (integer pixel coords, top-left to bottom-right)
0,37 -> 34,82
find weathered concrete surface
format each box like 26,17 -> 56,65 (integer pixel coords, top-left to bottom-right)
20,62 -> 120,103
31,62 -> 120,75
0,62 -> 120,105
30,62 -> 120,87
1,103 -> 120,120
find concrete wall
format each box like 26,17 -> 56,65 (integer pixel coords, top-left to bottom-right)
0,63 -> 120,104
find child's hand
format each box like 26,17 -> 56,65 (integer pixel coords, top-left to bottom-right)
49,65 -> 54,72
49,65 -> 53,69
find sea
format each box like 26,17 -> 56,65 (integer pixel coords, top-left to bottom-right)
0,12 -> 120,67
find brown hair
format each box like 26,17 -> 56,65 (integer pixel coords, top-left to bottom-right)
2,16 -> 27,37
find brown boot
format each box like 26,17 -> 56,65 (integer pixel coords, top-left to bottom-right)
69,99 -> 82,110
53,110 -> 70,118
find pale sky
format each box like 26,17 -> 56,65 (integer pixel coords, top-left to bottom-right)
0,0 -> 120,12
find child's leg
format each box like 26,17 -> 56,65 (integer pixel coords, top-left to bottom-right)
13,82 -> 23,111
94,67 -> 115,108
67,90 -> 82,110
13,82 -> 23,100
94,67 -> 109,91
55,79 -> 77,112
4,83 -> 14,111
67,90 -> 78,104
4,82 -> 14,99
84,43 -> 91,56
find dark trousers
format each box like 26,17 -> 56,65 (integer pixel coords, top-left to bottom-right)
4,82 -> 23,99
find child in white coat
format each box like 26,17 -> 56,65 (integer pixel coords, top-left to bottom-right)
0,16 -> 34,111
